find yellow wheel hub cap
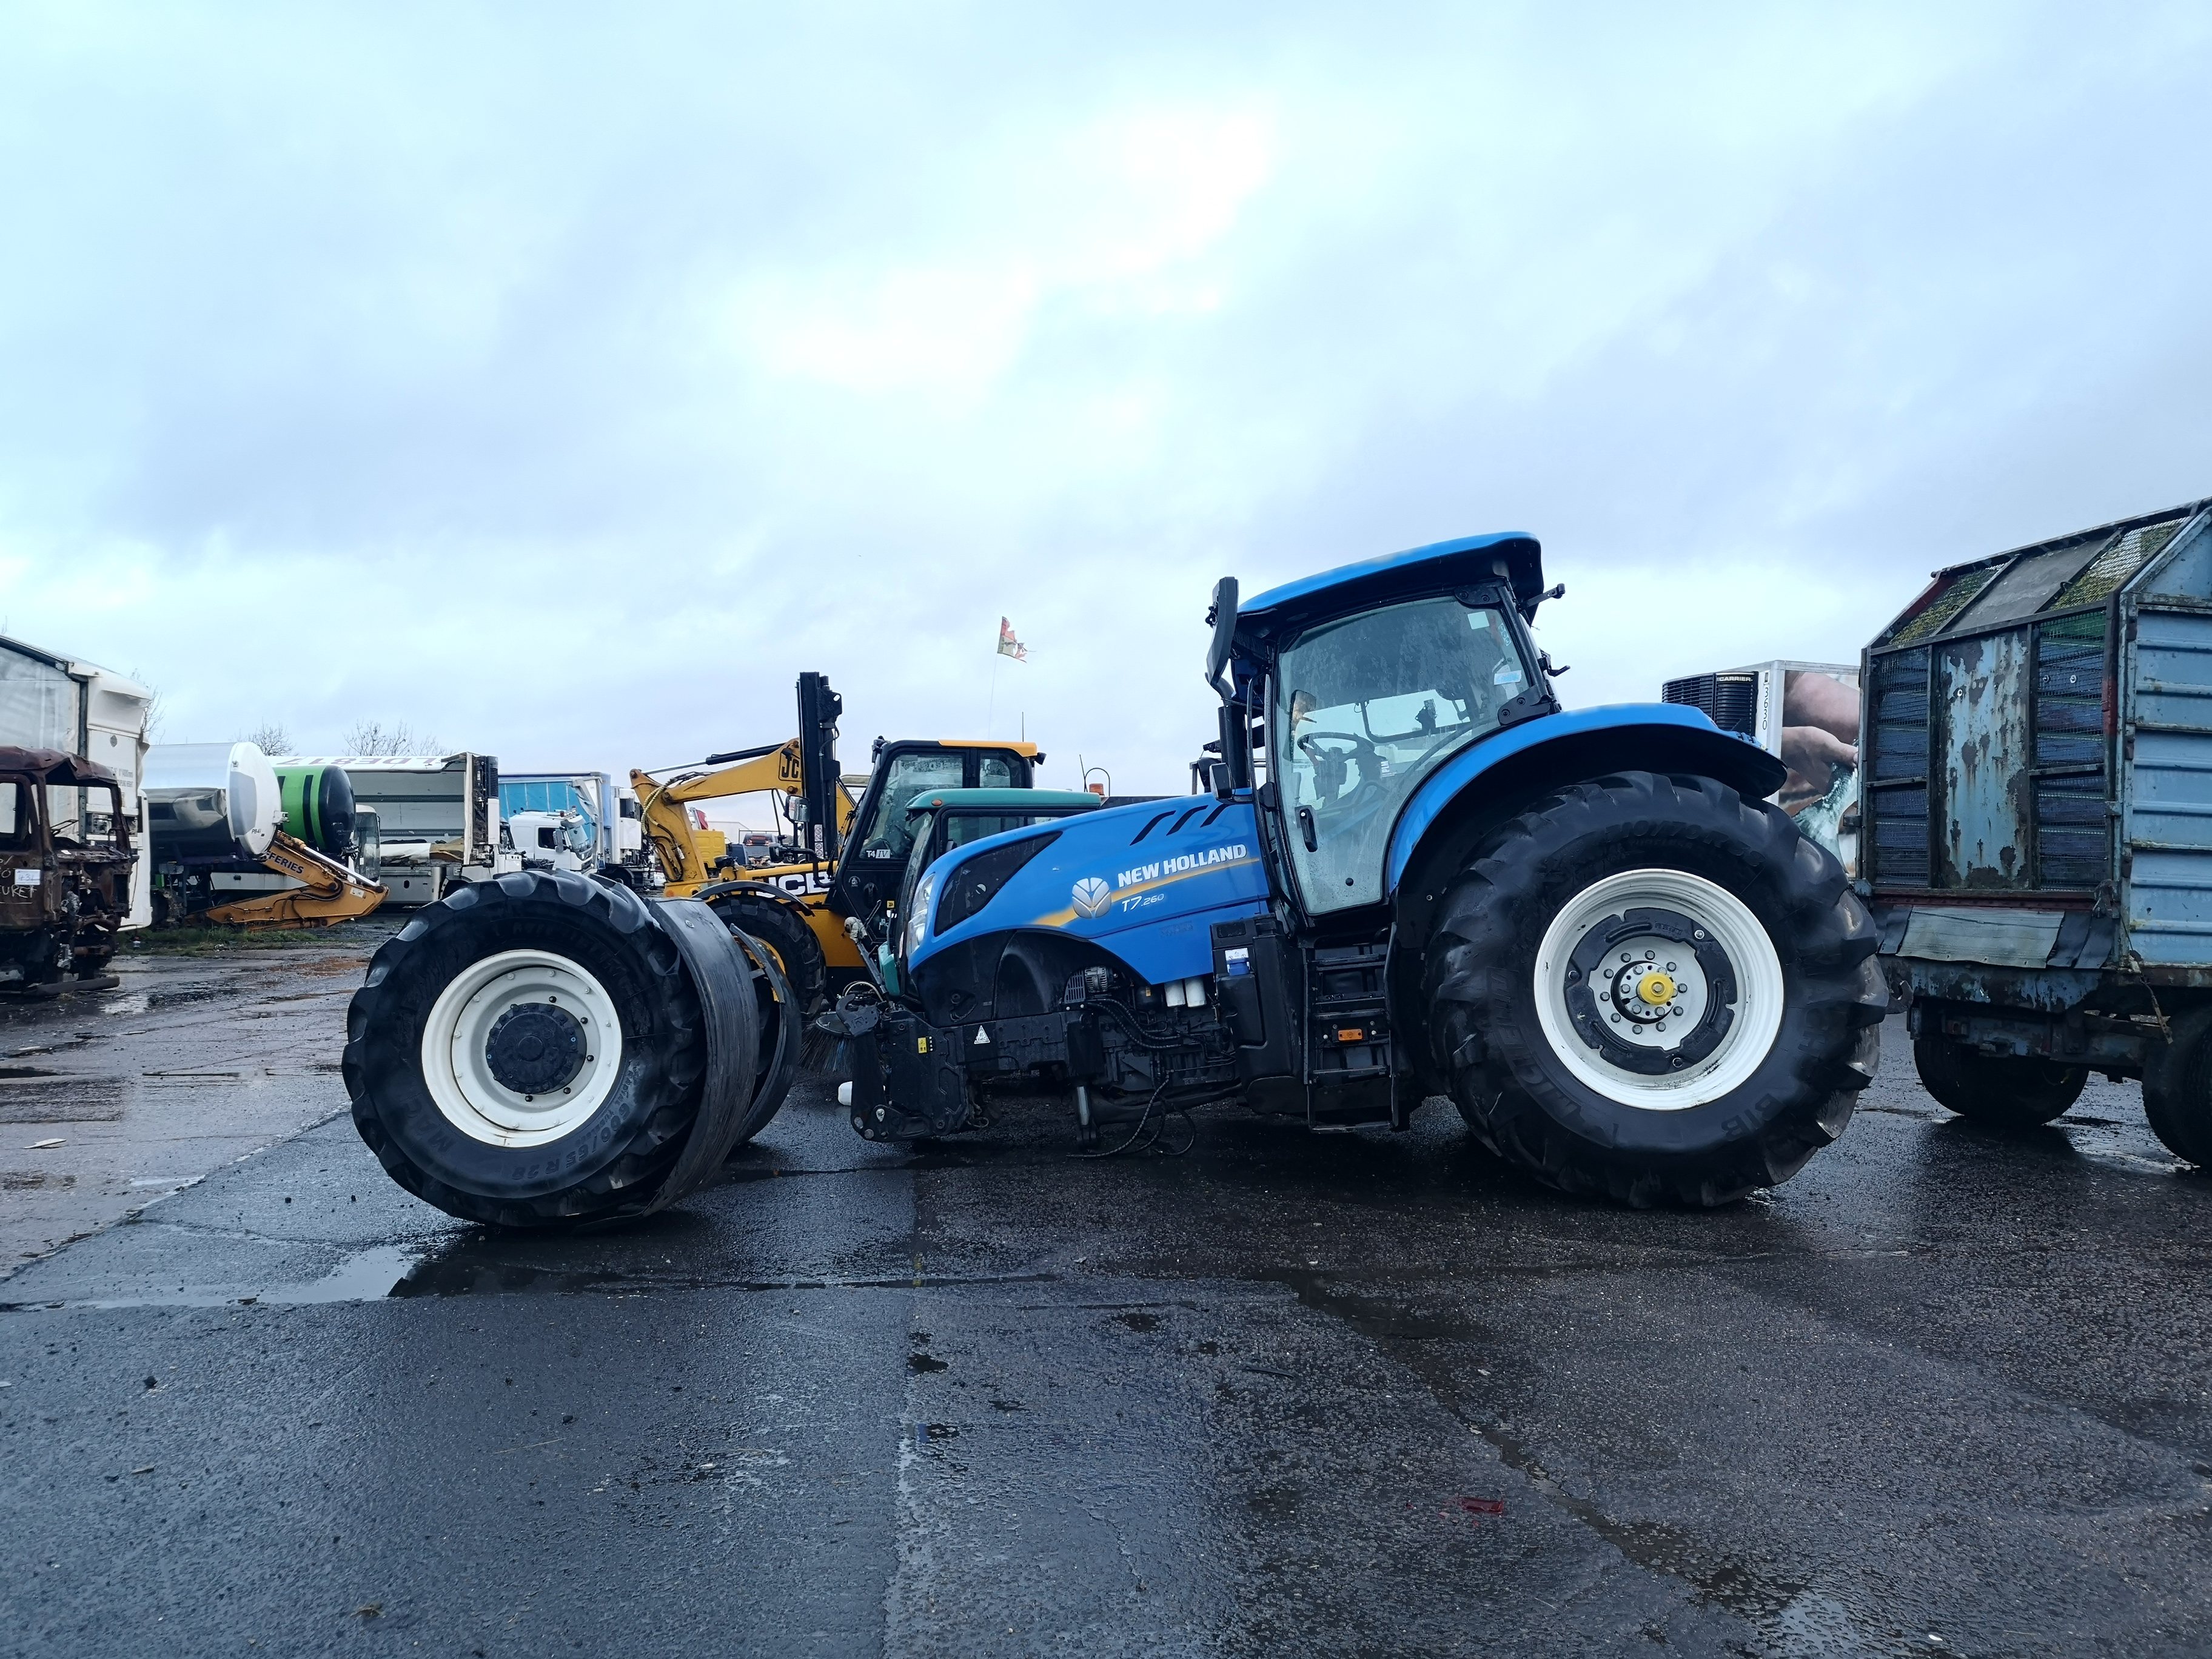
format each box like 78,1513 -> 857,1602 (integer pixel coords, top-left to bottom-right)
1634,970 -> 1677,1007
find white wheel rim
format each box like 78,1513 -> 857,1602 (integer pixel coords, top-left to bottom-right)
1531,868 -> 1784,1111
420,948 -> 624,1147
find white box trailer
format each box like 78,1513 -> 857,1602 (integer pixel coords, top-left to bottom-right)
273,752 -> 509,905
1661,659 -> 1862,878
0,635 -> 154,928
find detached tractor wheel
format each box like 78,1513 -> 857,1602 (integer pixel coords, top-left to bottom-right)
2141,1007 -> 2212,1164
344,870 -> 764,1227
1423,771 -> 1886,1207
1911,1030 -> 2084,1128
729,930 -> 799,1147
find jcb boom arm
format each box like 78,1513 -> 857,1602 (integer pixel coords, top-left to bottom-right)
204,831 -> 387,930
629,739 -> 859,892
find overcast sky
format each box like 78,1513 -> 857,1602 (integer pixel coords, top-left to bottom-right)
3,2 -> 2209,819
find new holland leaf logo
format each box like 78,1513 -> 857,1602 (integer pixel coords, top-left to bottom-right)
1070,877 -> 1112,919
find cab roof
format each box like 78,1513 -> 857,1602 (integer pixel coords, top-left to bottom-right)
1237,532 -> 1545,645
0,746 -> 121,786
902,788 -> 1102,817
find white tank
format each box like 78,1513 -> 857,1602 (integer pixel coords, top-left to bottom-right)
145,742 -> 281,861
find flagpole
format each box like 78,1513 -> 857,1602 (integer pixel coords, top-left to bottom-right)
986,651 -> 1001,737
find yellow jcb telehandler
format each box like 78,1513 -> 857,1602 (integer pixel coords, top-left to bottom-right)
631,672 -> 1041,1019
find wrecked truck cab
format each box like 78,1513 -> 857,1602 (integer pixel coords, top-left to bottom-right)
0,745 -> 135,996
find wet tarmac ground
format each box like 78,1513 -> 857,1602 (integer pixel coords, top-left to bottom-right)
3,947 -> 2211,1657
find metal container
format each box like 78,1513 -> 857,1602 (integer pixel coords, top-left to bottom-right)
1863,495 -> 2212,1076
145,742 -> 281,862
276,765 -> 357,859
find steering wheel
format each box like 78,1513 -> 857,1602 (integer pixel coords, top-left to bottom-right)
1296,730 -> 1384,804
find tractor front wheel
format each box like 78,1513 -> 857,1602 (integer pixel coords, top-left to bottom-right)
1423,771 -> 1885,1207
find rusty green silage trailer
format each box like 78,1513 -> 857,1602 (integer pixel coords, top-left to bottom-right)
1865,494 -> 2212,1156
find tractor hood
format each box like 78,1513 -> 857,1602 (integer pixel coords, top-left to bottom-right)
908,794 -> 1268,987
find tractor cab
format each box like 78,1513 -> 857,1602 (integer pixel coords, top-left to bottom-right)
1210,534 -> 1558,925
829,740 -> 1042,920
0,746 -> 135,995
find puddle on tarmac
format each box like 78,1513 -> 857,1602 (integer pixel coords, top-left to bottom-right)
2,1244 -> 426,1312
101,981 -> 235,1018
3,1235 -> 1057,1310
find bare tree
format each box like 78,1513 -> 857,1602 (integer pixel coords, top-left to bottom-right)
241,720 -> 291,755
133,674 -> 164,742
343,719 -> 440,757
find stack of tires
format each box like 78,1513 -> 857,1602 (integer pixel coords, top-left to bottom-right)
345,870 -> 798,1227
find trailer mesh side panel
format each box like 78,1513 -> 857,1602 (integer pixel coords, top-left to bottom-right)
1887,568 -> 1998,647
2033,613 -> 2106,768
2034,774 -> 2106,888
1868,646 -> 1931,884
2032,612 -> 2110,889
2051,520 -> 2186,610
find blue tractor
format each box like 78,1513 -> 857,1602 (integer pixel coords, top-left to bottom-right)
346,532 -> 1886,1221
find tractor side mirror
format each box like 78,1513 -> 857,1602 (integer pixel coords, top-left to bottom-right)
1205,577 -> 1239,700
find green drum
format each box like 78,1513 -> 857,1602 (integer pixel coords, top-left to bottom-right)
276,765 -> 357,858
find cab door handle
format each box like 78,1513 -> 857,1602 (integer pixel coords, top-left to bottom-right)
1297,806 -> 1318,851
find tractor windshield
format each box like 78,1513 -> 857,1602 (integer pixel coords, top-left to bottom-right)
1274,597 -> 1531,913
851,752 -> 967,866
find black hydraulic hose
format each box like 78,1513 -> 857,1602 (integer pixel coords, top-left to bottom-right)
1087,994 -> 1190,1053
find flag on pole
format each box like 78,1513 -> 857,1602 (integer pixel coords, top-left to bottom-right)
997,617 -> 1028,662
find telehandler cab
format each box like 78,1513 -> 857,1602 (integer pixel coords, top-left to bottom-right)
347,532 -> 1884,1222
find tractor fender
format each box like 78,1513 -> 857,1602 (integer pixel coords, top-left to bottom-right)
691,879 -> 817,921
1387,704 -> 1782,902
1381,705 -> 1786,1088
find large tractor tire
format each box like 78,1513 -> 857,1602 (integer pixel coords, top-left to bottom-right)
731,930 -> 800,1146
345,870 -> 772,1227
2141,1007 -> 2212,1164
1911,1030 -> 2084,1128
702,886 -> 830,1016
1423,771 -> 1885,1207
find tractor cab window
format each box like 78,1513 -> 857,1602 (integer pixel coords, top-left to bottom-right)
853,752 -> 968,865
977,755 -> 1015,789
1274,597 -> 1532,914
0,780 -> 25,846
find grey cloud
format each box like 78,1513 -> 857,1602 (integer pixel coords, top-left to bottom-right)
1,2 -> 2207,791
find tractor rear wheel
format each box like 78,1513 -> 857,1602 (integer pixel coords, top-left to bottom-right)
345,870 -> 759,1226
1911,1030 -> 2083,1128
1422,771 -> 1885,1207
